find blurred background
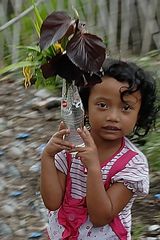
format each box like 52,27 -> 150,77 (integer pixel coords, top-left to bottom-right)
0,0 -> 160,239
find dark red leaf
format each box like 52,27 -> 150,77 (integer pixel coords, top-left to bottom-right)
41,54 -> 82,83
80,72 -> 102,87
40,11 -> 75,50
41,55 -> 62,78
55,54 -> 81,83
66,32 -> 106,73
53,54 -> 102,86
40,53 -> 102,86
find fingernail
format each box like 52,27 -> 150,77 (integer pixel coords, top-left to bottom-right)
84,126 -> 87,131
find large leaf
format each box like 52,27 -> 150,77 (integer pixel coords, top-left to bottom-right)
40,53 -> 102,87
66,32 -> 106,73
40,11 -> 75,50
41,54 -> 80,82
41,55 -> 61,78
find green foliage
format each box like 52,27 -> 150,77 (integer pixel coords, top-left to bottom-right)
133,51 -> 160,172
132,221 -> 145,240
34,68 -> 62,91
140,122 -> 160,171
0,2 -> 59,90
33,2 -> 43,36
0,60 -> 39,75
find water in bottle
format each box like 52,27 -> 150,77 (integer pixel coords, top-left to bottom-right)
61,80 -> 85,148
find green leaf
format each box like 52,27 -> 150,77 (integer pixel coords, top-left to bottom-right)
33,2 -> 43,36
17,45 -> 40,52
0,61 -> 40,76
33,21 -> 41,37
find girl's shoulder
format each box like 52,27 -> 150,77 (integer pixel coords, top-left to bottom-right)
111,137 -> 149,196
124,136 -> 147,162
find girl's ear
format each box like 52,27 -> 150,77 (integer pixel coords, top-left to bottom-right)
84,114 -> 91,130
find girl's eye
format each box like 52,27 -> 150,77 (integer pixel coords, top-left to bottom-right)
122,104 -> 132,112
97,102 -> 108,109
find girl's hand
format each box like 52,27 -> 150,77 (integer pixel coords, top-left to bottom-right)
75,126 -> 100,170
42,121 -> 74,157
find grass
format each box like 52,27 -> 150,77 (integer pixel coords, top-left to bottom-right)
132,219 -> 145,240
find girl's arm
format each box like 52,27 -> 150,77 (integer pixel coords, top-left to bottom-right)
86,166 -> 133,226
40,122 -> 74,210
40,152 -> 66,210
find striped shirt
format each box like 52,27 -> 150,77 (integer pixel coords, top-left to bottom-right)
47,137 -> 149,240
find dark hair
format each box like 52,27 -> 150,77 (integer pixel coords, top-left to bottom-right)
79,58 -> 158,136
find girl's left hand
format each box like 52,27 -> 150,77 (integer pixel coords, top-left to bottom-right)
74,126 -> 100,170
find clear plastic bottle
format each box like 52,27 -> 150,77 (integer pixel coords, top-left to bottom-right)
61,80 -> 84,147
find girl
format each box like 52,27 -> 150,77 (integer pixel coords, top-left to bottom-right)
40,59 -> 157,240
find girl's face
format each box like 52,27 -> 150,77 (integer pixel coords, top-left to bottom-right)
88,76 -> 141,143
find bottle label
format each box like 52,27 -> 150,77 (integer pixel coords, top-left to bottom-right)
62,100 -> 67,108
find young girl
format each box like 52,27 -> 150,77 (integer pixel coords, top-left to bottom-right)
40,58 -> 157,240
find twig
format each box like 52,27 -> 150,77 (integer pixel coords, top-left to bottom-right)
0,0 -> 45,32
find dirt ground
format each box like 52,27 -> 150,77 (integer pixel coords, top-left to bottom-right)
0,75 -> 160,240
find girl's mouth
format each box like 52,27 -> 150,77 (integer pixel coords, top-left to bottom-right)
102,126 -> 121,131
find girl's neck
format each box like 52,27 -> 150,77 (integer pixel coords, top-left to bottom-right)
91,134 -> 124,164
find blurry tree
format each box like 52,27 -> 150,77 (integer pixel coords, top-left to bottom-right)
0,0 -> 160,67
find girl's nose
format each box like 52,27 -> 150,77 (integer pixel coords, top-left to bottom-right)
106,109 -> 120,122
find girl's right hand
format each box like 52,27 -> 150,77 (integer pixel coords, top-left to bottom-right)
42,121 -> 74,158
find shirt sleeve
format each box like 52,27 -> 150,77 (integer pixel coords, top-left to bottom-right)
111,153 -> 149,196
54,150 -> 68,175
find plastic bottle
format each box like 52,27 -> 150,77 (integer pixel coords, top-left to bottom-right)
61,80 -> 85,147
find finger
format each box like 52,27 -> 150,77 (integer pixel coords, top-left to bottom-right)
53,142 -> 74,151
58,121 -> 67,131
74,145 -> 85,152
83,126 -> 91,135
53,128 -> 70,139
83,126 -> 96,145
50,137 -> 74,149
77,126 -> 94,146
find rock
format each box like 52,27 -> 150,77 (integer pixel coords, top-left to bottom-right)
16,132 -> 31,139
146,238 -> 160,240
146,225 -> 160,238
29,162 -> 41,173
0,117 -> 7,132
32,97 -> 61,114
0,149 -> 5,156
28,231 -> 43,239
1,204 -> 16,217
0,178 -> 7,191
148,225 -> 160,232
37,144 -> 46,156
0,129 -> 13,137
9,190 -> 23,197
8,146 -> 24,159
34,89 -> 52,99
0,221 -> 12,237
0,162 -> 7,175
7,165 -> 21,178
14,228 -> 26,237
